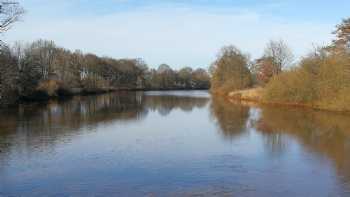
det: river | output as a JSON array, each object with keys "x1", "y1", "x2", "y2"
[{"x1": 0, "y1": 91, "x2": 349, "y2": 196}]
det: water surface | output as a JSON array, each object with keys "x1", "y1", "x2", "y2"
[{"x1": 0, "y1": 91, "x2": 350, "y2": 196}]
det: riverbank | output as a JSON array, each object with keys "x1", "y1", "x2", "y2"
[
  {"x1": 18, "y1": 87, "x2": 209, "y2": 103},
  {"x1": 1, "y1": 79, "x2": 210, "y2": 107},
  {"x1": 226, "y1": 87, "x2": 350, "y2": 113}
]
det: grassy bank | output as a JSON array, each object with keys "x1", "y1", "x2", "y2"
[
  {"x1": 227, "y1": 88, "x2": 312, "y2": 108},
  {"x1": 226, "y1": 87, "x2": 350, "y2": 113}
]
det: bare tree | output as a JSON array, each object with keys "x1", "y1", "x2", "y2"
[
  {"x1": 0, "y1": 1, "x2": 24, "y2": 34},
  {"x1": 0, "y1": 1, "x2": 23, "y2": 104},
  {"x1": 264, "y1": 40, "x2": 293, "y2": 74}
]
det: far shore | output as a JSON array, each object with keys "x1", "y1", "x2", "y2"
[{"x1": 14, "y1": 85, "x2": 209, "y2": 104}]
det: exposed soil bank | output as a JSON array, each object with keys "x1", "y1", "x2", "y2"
[{"x1": 225, "y1": 88, "x2": 350, "y2": 113}]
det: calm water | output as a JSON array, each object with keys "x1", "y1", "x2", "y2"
[{"x1": 0, "y1": 91, "x2": 350, "y2": 196}]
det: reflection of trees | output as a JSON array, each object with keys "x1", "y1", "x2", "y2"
[
  {"x1": 0, "y1": 92, "x2": 209, "y2": 163},
  {"x1": 256, "y1": 106, "x2": 350, "y2": 189},
  {"x1": 144, "y1": 95, "x2": 209, "y2": 116},
  {"x1": 210, "y1": 97, "x2": 250, "y2": 139},
  {"x1": 262, "y1": 132, "x2": 288, "y2": 157},
  {"x1": 0, "y1": 92, "x2": 147, "y2": 163}
]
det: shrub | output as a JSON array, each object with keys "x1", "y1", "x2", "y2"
[
  {"x1": 263, "y1": 50, "x2": 350, "y2": 111},
  {"x1": 263, "y1": 68, "x2": 316, "y2": 104}
]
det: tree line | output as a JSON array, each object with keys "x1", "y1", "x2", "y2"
[
  {"x1": 0, "y1": 39, "x2": 210, "y2": 104},
  {"x1": 210, "y1": 18, "x2": 350, "y2": 111},
  {"x1": 0, "y1": 1, "x2": 210, "y2": 105},
  {"x1": 210, "y1": 39, "x2": 293, "y2": 94}
]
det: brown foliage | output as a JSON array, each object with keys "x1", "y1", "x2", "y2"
[
  {"x1": 254, "y1": 57, "x2": 275, "y2": 85},
  {"x1": 263, "y1": 49, "x2": 350, "y2": 111},
  {"x1": 210, "y1": 45, "x2": 252, "y2": 94}
]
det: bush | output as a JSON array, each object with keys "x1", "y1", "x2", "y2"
[
  {"x1": 263, "y1": 50, "x2": 350, "y2": 111},
  {"x1": 263, "y1": 68, "x2": 316, "y2": 104}
]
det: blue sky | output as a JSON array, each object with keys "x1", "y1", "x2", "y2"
[{"x1": 4, "y1": 0, "x2": 350, "y2": 68}]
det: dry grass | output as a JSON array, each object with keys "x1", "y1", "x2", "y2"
[
  {"x1": 227, "y1": 86, "x2": 350, "y2": 113},
  {"x1": 228, "y1": 87, "x2": 263, "y2": 101}
]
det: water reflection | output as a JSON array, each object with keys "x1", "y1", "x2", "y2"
[
  {"x1": 210, "y1": 97, "x2": 250, "y2": 139},
  {"x1": 144, "y1": 94, "x2": 208, "y2": 116},
  {"x1": 1, "y1": 91, "x2": 350, "y2": 196},
  {"x1": 212, "y1": 98, "x2": 350, "y2": 193},
  {"x1": 256, "y1": 106, "x2": 350, "y2": 188},
  {"x1": 0, "y1": 91, "x2": 209, "y2": 164}
]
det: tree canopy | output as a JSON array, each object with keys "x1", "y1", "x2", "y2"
[{"x1": 210, "y1": 45, "x2": 252, "y2": 94}]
